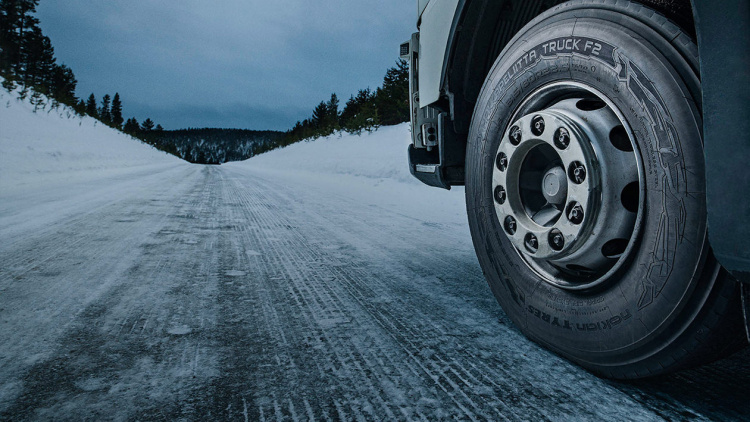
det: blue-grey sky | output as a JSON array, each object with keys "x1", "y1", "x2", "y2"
[{"x1": 37, "y1": 1, "x2": 415, "y2": 131}]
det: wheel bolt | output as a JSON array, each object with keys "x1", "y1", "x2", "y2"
[
  {"x1": 496, "y1": 152, "x2": 508, "y2": 172},
  {"x1": 566, "y1": 202, "x2": 584, "y2": 225},
  {"x1": 549, "y1": 229, "x2": 565, "y2": 251},
  {"x1": 504, "y1": 216, "x2": 517, "y2": 235},
  {"x1": 509, "y1": 125, "x2": 522, "y2": 145},
  {"x1": 554, "y1": 127, "x2": 570, "y2": 150},
  {"x1": 531, "y1": 115, "x2": 545, "y2": 136},
  {"x1": 494, "y1": 186, "x2": 507, "y2": 204},
  {"x1": 524, "y1": 233, "x2": 539, "y2": 253},
  {"x1": 568, "y1": 161, "x2": 587, "y2": 184}
]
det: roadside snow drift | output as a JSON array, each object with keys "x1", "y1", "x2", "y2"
[
  {"x1": 0, "y1": 86, "x2": 179, "y2": 196},
  {"x1": 228, "y1": 124, "x2": 467, "y2": 226},
  {"x1": 0, "y1": 84, "x2": 465, "y2": 242},
  {"x1": 245, "y1": 124, "x2": 415, "y2": 184}
]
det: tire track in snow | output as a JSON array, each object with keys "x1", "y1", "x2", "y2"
[
  {"x1": 211, "y1": 167, "x2": 661, "y2": 421},
  {"x1": 222, "y1": 165, "x2": 749, "y2": 421},
  {"x1": 0, "y1": 166, "x2": 221, "y2": 419},
  {"x1": 0, "y1": 166, "x2": 199, "y2": 373},
  {"x1": 1, "y1": 164, "x2": 748, "y2": 420},
  {"x1": 208, "y1": 172, "x2": 405, "y2": 420}
]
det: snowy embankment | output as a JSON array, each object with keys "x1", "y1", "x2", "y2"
[
  {"x1": 0, "y1": 80, "x2": 466, "y2": 237},
  {"x1": 227, "y1": 124, "x2": 468, "y2": 226},
  {"x1": 0, "y1": 86, "x2": 180, "y2": 196},
  {"x1": 247, "y1": 124, "x2": 416, "y2": 184},
  {"x1": 0, "y1": 85, "x2": 185, "y2": 242}
]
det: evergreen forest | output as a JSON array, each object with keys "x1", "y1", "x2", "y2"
[{"x1": 1, "y1": 0, "x2": 410, "y2": 164}]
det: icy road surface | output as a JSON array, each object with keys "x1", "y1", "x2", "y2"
[
  {"x1": 1, "y1": 90, "x2": 749, "y2": 419},
  {"x1": 1, "y1": 161, "x2": 749, "y2": 420}
]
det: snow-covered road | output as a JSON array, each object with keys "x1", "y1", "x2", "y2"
[
  {"x1": 1, "y1": 91, "x2": 749, "y2": 420},
  {"x1": 1, "y1": 161, "x2": 749, "y2": 420}
]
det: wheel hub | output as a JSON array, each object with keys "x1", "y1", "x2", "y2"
[
  {"x1": 492, "y1": 94, "x2": 640, "y2": 289},
  {"x1": 542, "y1": 166, "x2": 567, "y2": 205}
]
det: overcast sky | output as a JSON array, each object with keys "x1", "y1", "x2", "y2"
[{"x1": 37, "y1": 1, "x2": 415, "y2": 131}]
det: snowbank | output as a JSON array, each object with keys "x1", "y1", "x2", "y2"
[
  {"x1": 241, "y1": 124, "x2": 417, "y2": 185},
  {"x1": 0, "y1": 85, "x2": 179, "y2": 196},
  {"x1": 0, "y1": 80, "x2": 465, "y2": 228},
  {"x1": 228, "y1": 123, "x2": 468, "y2": 227}
]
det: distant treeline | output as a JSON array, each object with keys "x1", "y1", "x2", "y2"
[
  {"x1": 280, "y1": 59, "x2": 409, "y2": 146},
  {"x1": 153, "y1": 128, "x2": 284, "y2": 164},
  {"x1": 1, "y1": 0, "x2": 410, "y2": 165},
  {"x1": 150, "y1": 58, "x2": 409, "y2": 163}
]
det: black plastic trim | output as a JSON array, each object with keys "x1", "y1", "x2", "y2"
[{"x1": 693, "y1": 0, "x2": 750, "y2": 276}]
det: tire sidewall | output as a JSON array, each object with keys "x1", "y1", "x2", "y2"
[{"x1": 466, "y1": 9, "x2": 707, "y2": 367}]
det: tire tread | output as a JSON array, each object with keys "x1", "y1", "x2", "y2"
[{"x1": 465, "y1": 0, "x2": 747, "y2": 380}]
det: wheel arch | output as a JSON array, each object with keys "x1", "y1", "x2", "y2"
[{"x1": 440, "y1": 0, "x2": 696, "y2": 139}]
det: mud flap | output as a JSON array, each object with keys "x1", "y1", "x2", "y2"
[{"x1": 408, "y1": 145, "x2": 450, "y2": 189}]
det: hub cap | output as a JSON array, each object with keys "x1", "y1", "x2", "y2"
[{"x1": 492, "y1": 85, "x2": 641, "y2": 290}]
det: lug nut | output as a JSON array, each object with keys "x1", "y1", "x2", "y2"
[
  {"x1": 504, "y1": 216, "x2": 517, "y2": 235},
  {"x1": 549, "y1": 229, "x2": 565, "y2": 251},
  {"x1": 554, "y1": 127, "x2": 570, "y2": 150},
  {"x1": 568, "y1": 161, "x2": 587, "y2": 184},
  {"x1": 496, "y1": 152, "x2": 508, "y2": 172},
  {"x1": 494, "y1": 186, "x2": 507, "y2": 205},
  {"x1": 524, "y1": 233, "x2": 539, "y2": 253},
  {"x1": 566, "y1": 202, "x2": 584, "y2": 225},
  {"x1": 509, "y1": 125, "x2": 522, "y2": 145},
  {"x1": 531, "y1": 115, "x2": 545, "y2": 136}
]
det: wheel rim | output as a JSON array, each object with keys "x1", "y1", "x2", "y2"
[{"x1": 492, "y1": 82, "x2": 644, "y2": 290}]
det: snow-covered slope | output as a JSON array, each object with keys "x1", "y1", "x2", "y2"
[
  {"x1": 0, "y1": 81, "x2": 464, "y2": 238},
  {"x1": 244, "y1": 124, "x2": 416, "y2": 184},
  {"x1": 227, "y1": 123, "x2": 467, "y2": 226},
  {"x1": 0, "y1": 86, "x2": 180, "y2": 195}
]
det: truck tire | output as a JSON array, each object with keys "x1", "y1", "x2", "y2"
[{"x1": 465, "y1": 0, "x2": 746, "y2": 379}]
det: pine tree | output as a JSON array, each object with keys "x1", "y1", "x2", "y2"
[
  {"x1": 99, "y1": 94, "x2": 111, "y2": 124},
  {"x1": 325, "y1": 93, "x2": 340, "y2": 131},
  {"x1": 49, "y1": 63, "x2": 76, "y2": 105},
  {"x1": 308, "y1": 93, "x2": 341, "y2": 136},
  {"x1": 75, "y1": 98, "x2": 85, "y2": 115},
  {"x1": 14, "y1": 1, "x2": 42, "y2": 85},
  {"x1": 0, "y1": 1, "x2": 19, "y2": 74},
  {"x1": 1, "y1": 2, "x2": 35, "y2": 74},
  {"x1": 0, "y1": 0, "x2": 86, "y2": 111},
  {"x1": 311, "y1": 101, "x2": 328, "y2": 129},
  {"x1": 111, "y1": 92, "x2": 123, "y2": 128},
  {"x1": 340, "y1": 88, "x2": 378, "y2": 133},
  {"x1": 123, "y1": 117, "x2": 140, "y2": 134},
  {"x1": 375, "y1": 59, "x2": 409, "y2": 126},
  {"x1": 20, "y1": 26, "x2": 52, "y2": 88},
  {"x1": 85, "y1": 93, "x2": 98, "y2": 117},
  {"x1": 141, "y1": 118, "x2": 155, "y2": 132}
]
